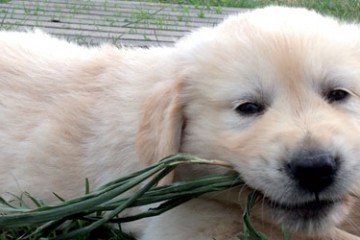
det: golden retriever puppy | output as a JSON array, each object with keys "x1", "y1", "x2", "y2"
[{"x1": 1, "y1": 6, "x2": 360, "y2": 240}]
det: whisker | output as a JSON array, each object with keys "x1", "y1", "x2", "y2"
[
  {"x1": 349, "y1": 192, "x2": 360, "y2": 199},
  {"x1": 237, "y1": 184, "x2": 248, "y2": 202},
  {"x1": 261, "y1": 194, "x2": 266, "y2": 222}
]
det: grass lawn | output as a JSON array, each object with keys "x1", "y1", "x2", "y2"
[{"x1": 154, "y1": 0, "x2": 360, "y2": 21}]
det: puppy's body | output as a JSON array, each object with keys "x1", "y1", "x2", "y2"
[
  {"x1": 1, "y1": 6, "x2": 360, "y2": 240},
  {"x1": 0, "y1": 32, "x2": 175, "y2": 201}
]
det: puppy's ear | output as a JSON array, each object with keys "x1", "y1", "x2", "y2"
[{"x1": 136, "y1": 80, "x2": 183, "y2": 178}]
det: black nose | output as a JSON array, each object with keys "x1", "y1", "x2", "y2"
[{"x1": 286, "y1": 150, "x2": 339, "y2": 193}]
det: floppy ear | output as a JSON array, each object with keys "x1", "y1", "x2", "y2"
[{"x1": 136, "y1": 80, "x2": 184, "y2": 176}]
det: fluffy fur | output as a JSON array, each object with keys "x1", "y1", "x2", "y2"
[{"x1": 1, "y1": 6, "x2": 360, "y2": 240}]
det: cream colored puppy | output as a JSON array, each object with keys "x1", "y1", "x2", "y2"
[{"x1": 1, "y1": 6, "x2": 360, "y2": 240}]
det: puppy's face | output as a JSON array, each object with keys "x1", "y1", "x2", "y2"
[{"x1": 178, "y1": 7, "x2": 360, "y2": 234}]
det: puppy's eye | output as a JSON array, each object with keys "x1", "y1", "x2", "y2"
[
  {"x1": 235, "y1": 102, "x2": 265, "y2": 116},
  {"x1": 326, "y1": 89, "x2": 349, "y2": 103}
]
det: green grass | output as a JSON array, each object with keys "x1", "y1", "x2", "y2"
[
  {"x1": 0, "y1": 154, "x2": 278, "y2": 240},
  {"x1": 154, "y1": 0, "x2": 360, "y2": 21}
]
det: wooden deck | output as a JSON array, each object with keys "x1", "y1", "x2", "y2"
[{"x1": 0, "y1": 0, "x2": 244, "y2": 47}]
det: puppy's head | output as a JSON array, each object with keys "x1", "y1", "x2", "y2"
[{"x1": 137, "y1": 6, "x2": 360, "y2": 235}]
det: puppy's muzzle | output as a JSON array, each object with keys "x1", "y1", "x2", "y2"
[{"x1": 286, "y1": 149, "x2": 339, "y2": 194}]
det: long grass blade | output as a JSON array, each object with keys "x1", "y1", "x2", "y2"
[{"x1": 0, "y1": 154, "x2": 269, "y2": 240}]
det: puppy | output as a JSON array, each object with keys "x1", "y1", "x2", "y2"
[{"x1": 1, "y1": 6, "x2": 360, "y2": 240}]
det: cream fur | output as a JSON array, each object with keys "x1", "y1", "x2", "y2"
[{"x1": 1, "y1": 6, "x2": 360, "y2": 240}]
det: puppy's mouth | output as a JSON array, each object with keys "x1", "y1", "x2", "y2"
[
  {"x1": 266, "y1": 197, "x2": 339, "y2": 218},
  {"x1": 253, "y1": 191, "x2": 349, "y2": 233}
]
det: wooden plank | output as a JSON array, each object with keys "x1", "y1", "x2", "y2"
[
  {"x1": 0, "y1": 0, "x2": 243, "y2": 46},
  {"x1": 7, "y1": 0, "x2": 238, "y2": 20},
  {"x1": 1, "y1": 1, "x2": 237, "y2": 26},
  {"x1": 61, "y1": 34, "x2": 172, "y2": 47},
  {"x1": 11, "y1": 0, "x2": 241, "y2": 15},
  {"x1": 1, "y1": 18, "x2": 185, "y2": 45},
  {"x1": 1, "y1": 18, "x2": 190, "y2": 37},
  {"x1": 0, "y1": 8, "x2": 229, "y2": 29}
]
